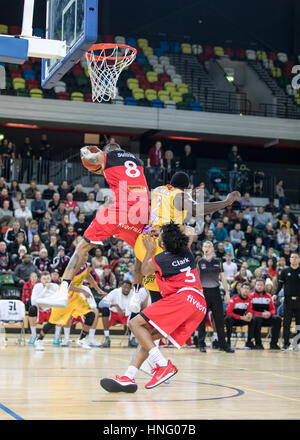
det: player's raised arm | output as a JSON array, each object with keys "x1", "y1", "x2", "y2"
[
  {"x1": 80, "y1": 146, "x2": 105, "y2": 175},
  {"x1": 141, "y1": 234, "x2": 157, "y2": 276}
]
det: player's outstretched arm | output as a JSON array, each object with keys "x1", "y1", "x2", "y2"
[
  {"x1": 174, "y1": 190, "x2": 240, "y2": 217},
  {"x1": 204, "y1": 191, "x2": 241, "y2": 214},
  {"x1": 80, "y1": 146, "x2": 105, "y2": 175}
]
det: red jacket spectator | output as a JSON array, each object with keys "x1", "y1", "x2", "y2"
[
  {"x1": 226, "y1": 294, "x2": 251, "y2": 320},
  {"x1": 22, "y1": 274, "x2": 40, "y2": 310},
  {"x1": 247, "y1": 291, "x2": 276, "y2": 317},
  {"x1": 147, "y1": 142, "x2": 164, "y2": 167}
]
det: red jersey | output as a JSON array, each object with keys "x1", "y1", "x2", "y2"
[
  {"x1": 226, "y1": 294, "x2": 251, "y2": 320},
  {"x1": 152, "y1": 248, "x2": 202, "y2": 298},
  {"x1": 248, "y1": 291, "x2": 276, "y2": 316},
  {"x1": 102, "y1": 149, "x2": 149, "y2": 209}
]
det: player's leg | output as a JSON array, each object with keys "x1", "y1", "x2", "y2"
[
  {"x1": 34, "y1": 321, "x2": 56, "y2": 351},
  {"x1": 97, "y1": 298, "x2": 111, "y2": 347},
  {"x1": 88, "y1": 308, "x2": 101, "y2": 347},
  {"x1": 28, "y1": 305, "x2": 38, "y2": 345},
  {"x1": 61, "y1": 317, "x2": 72, "y2": 347},
  {"x1": 52, "y1": 325, "x2": 61, "y2": 346},
  {"x1": 77, "y1": 310, "x2": 95, "y2": 350}
]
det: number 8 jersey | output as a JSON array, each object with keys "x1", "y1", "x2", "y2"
[
  {"x1": 102, "y1": 149, "x2": 149, "y2": 208},
  {"x1": 152, "y1": 248, "x2": 202, "y2": 297}
]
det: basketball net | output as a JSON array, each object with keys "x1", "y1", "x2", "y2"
[{"x1": 84, "y1": 44, "x2": 137, "y2": 103}]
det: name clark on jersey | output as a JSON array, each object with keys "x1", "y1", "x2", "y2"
[{"x1": 172, "y1": 257, "x2": 190, "y2": 267}]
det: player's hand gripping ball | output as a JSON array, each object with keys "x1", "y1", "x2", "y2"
[{"x1": 80, "y1": 146, "x2": 103, "y2": 174}]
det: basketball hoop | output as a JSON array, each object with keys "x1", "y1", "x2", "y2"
[{"x1": 84, "y1": 43, "x2": 137, "y2": 103}]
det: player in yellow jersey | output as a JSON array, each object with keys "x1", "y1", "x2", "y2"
[{"x1": 49, "y1": 254, "x2": 105, "y2": 349}]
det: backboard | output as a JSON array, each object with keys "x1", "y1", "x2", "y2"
[{"x1": 41, "y1": 0, "x2": 98, "y2": 89}]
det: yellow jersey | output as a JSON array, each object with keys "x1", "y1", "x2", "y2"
[
  {"x1": 148, "y1": 184, "x2": 187, "y2": 228},
  {"x1": 69, "y1": 264, "x2": 89, "y2": 290}
]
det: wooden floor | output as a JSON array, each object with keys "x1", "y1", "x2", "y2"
[{"x1": 0, "y1": 335, "x2": 300, "y2": 420}]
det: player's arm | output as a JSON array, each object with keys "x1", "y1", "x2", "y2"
[
  {"x1": 69, "y1": 283, "x2": 91, "y2": 297},
  {"x1": 86, "y1": 267, "x2": 107, "y2": 296},
  {"x1": 141, "y1": 235, "x2": 157, "y2": 276}
]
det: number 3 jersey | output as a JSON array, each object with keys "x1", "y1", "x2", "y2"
[
  {"x1": 152, "y1": 248, "x2": 202, "y2": 297},
  {"x1": 102, "y1": 149, "x2": 149, "y2": 210}
]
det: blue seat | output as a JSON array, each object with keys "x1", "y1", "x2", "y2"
[
  {"x1": 160, "y1": 41, "x2": 169, "y2": 51},
  {"x1": 151, "y1": 99, "x2": 163, "y2": 108},
  {"x1": 136, "y1": 54, "x2": 147, "y2": 64},
  {"x1": 154, "y1": 47, "x2": 165, "y2": 57},
  {"x1": 33, "y1": 28, "x2": 45, "y2": 37},
  {"x1": 190, "y1": 102, "x2": 202, "y2": 111},
  {"x1": 125, "y1": 96, "x2": 137, "y2": 106},
  {"x1": 23, "y1": 69, "x2": 36, "y2": 80},
  {"x1": 170, "y1": 42, "x2": 181, "y2": 53},
  {"x1": 126, "y1": 37, "x2": 137, "y2": 47}
]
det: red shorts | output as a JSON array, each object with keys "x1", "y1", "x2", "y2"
[
  {"x1": 84, "y1": 203, "x2": 148, "y2": 248},
  {"x1": 109, "y1": 311, "x2": 129, "y2": 327},
  {"x1": 38, "y1": 308, "x2": 51, "y2": 324},
  {"x1": 141, "y1": 287, "x2": 207, "y2": 349}
]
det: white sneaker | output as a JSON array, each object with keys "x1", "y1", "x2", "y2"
[
  {"x1": 61, "y1": 339, "x2": 70, "y2": 347},
  {"x1": 77, "y1": 337, "x2": 91, "y2": 350},
  {"x1": 35, "y1": 281, "x2": 69, "y2": 309},
  {"x1": 34, "y1": 339, "x2": 45, "y2": 351},
  {"x1": 88, "y1": 339, "x2": 101, "y2": 347}
]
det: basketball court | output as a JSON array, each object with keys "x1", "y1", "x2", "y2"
[{"x1": 0, "y1": 337, "x2": 300, "y2": 420}]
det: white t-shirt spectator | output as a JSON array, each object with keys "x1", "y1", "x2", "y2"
[
  {"x1": 14, "y1": 206, "x2": 32, "y2": 222},
  {"x1": 31, "y1": 282, "x2": 59, "y2": 312},
  {"x1": 105, "y1": 287, "x2": 134, "y2": 316},
  {"x1": 223, "y1": 261, "x2": 238, "y2": 279}
]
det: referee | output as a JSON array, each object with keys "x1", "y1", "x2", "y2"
[
  {"x1": 197, "y1": 241, "x2": 234, "y2": 353},
  {"x1": 273, "y1": 252, "x2": 300, "y2": 350}
]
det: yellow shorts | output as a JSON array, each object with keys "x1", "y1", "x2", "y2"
[
  {"x1": 49, "y1": 291, "x2": 92, "y2": 327},
  {"x1": 134, "y1": 233, "x2": 163, "y2": 292}
]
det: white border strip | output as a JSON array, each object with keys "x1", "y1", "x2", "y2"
[{"x1": 148, "y1": 319, "x2": 181, "y2": 350}]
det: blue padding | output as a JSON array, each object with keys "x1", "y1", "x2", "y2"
[
  {"x1": 0, "y1": 36, "x2": 28, "y2": 64},
  {"x1": 170, "y1": 42, "x2": 181, "y2": 53},
  {"x1": 160, "y1": 41, "x2": 169, "y2": 51},
  {"x1": 33, "y1": 28, "x2": 45, "y2": 38},
  {"x1": 190, "y1": 102, "x2": 202, "y2": 111},
  {"x1": 154, "y1": 48, "x2": 165, "y2": 57},
  {"x1": 126, "y1": 37, "x2": 137, "y2": 47},
  {"x1": 23, "y1": 69, "x2": 36, "y2": 80},
  {"x1": 151, "y1": 99, "x2": 163, "y2": 108},
  {"x1": 125, "y1": 97, "x2": 137, "y2": 105}
]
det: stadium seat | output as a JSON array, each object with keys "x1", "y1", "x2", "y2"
[
  {"x1": 246, "y1": 50, "x2": 256, "y2": 60},
  {"x1": 190, "y1": 102, "x2": 202, "y2": 111},
  {"x1": 0, "y1": 24, "x2": 8, "y2": 34},
  {"x1": 84, "y1": 93, "x2": 93, "y2": 102},
  {"x1": 164, "y1": 81, "x2": 176, "y2": 93},
  {"x1": 158, "y1": 73, "x2": 171, "y2": 84},
  {"x1": 147, "y1": 55, "x2": 159, "y2": 65},
  {"x1": 159, "y1": 56, "x2": 170, "y2": 67},
  {"x1": 170, "y1": 91, "x2": 183, "y2": 103},
  {"x1": 160, "y1": 41, "x2": 169, "y2": 52},
  {"x1": 154, "y1": 48, "x2": 165, "y2": 57},
  {"x1": 26, "y1": 79, "x2": 39, "y2": 90},
  {"x1": 30, "y1": 88, "x2": 43, "y2": 98},
  {"x1": 204, "y1": 45, "x2": 214, "y2": 57},
  {"x1": 181, "y1": 43, "x2": 192, "y2": 54},
  {"x1": 33, "y1": 27, "x2": 44, "y2": 37},
  {"x1": 277, "y1": 52, "x2": 288, "y2": 63},
  {"x1": 214, "y1": 46, "x2": 225, "y2": 57},
  {"x1": 224, "y1": 47, "x2": 234, "y2": 58},
  {"x1": 75, "y1": 74, "x2": 89, "y2": 87},
  {"x1": 126, "y1": 37, "x2": 137, "y2": 47},
  {"x1": 12, "y1": 77, "x2": 25, "y2": 90},
  {"x1": 127, "y1": 78, "x2": 139, "y2": 90},
  {"x1": 16, "y1": 88, "x2": 29, "y2": 97},
  {"x1": 263, "y1": 59, "x2": 274, "y2": 69},
  {"x1": 145, "y1": 89, "x2": 157, "y2": 101},
  {"x1": 21, "y1": 60, "x2": 33, "y2": 71},
  {"x1": 269, "y1": 52, "x2": 277, "y2": 61},
  {"x1": 112, "y1": 96, "x2": 124, "y2": 105},
  {"x1": 192, "y1": 44, "x2": 203, "y2": 55},
  {"x1": 23, "y1": 69, "x2": 36, "y2": 80},
  {"x1": 177, "y1": 83, "x2": 189, "y2": 94},
  {"x1": 146, "y1": 71, "x2": 158, "y2": 83},
  {"x1": 136, "y1": 54, "x2": 147, "y2": 64},
  {"x1": 165, "y1": 65, "x2": 176, "y2": 76},
  {"x1": 152, "y1": 81, "x2": 163, "y2": 92},
  {"x1": 124, "y1": 96, "x2": 137, "y2": 105},
  {"x1": 71, "y1": 91, "x2": 84, "y2": 102},
  {"x1": 257, "y1": 50, "x2": 267, "y2": 60},
  {"x1": 164, "y1": 99, "x2": 176, "y2": 109},
  {"x1": 151, "y1": 99, "x2": 164, "y2": 108},
  {"x1": 103, "y1": 34, "x2": 114, "y2": 43},
  {"x1": 138, "y1": 38, "x2": 149, "y2": 48},
  {"x1": 54, "y1": 81, "x2": 67, "y2": 93},
  {"x1": 57, "y1": 91, "x2": 70, "y2": 100},
  {"x1": 152, "y1": 64, "x2": 164, "y2": 74},
  {"x1": 169, "y1": 42, "x2": 181, "y2": 53},
  {"x1": 132, "y1": 88, "x2": 145, "y2": 100},
  {"x1": 143, "y1": 47, "x2": 154, "y2": 56},
  {"x1": 158, "y1": 90, "x2": 170, "y2": 102},
  {"x1": 115, "y1": 35, "x2": 126, "y2": 45}
]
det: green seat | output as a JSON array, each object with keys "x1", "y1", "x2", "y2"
[
  {"x1": 246, "y1": 258, "x2": 260, "y2": 274},
  {"x1": 75, "y1": 74, "x2": 89, "y2": 87},
  {"x1": 0, "y1": 274, "x2": 15, "y2": 285},
  {"x1": 16, "y1": 88, "x2": 29, "y2": 97}
]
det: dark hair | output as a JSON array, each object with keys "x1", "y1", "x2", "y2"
[
  {"x1": 255, "y1": 278, "x2": 265, "y2": 284},
  {"x1": 161, "y1": 222, "x2": 189, "y2": 254},
  {"x1": 170, "y1": 172, "x2": 190, "y2": 190},
  {"x1": 122, "y1": 280, "x2": 132, "y2": 286},
  {"x1": 241, "y1": 282, "x2": 251, "y2": 288}
]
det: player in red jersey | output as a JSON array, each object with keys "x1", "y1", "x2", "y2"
[
  {"x1": 100, "y1": 222, "x2": 207, "y2": 393},
  {"x1": 41, "y1": 143, "x2": 150, "y2": 309}
]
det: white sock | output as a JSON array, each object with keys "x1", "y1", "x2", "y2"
[
  {"x1": 148, "y1": 347, "x2": 168, "y2": 367},
  {"x1": 31, "y1": 326, "x2": 36, "y2": 337},
  {"x1": 129, "y1": 333, "x2": 135, "y2": 340},
  {"x1": 124, "y1": 365, "x2": 138, "y2": 380},
  {"x1": 194, "y1": 330, "x2": 199, "y2": 337},
  {"x1": 89, "y1": 329, "x2": 96, "y2": 340},
  {"x1": 64, "y1": 327, "x2": 70, "y2": 340},
  {"x1": 104, "y1": 331, "x2": 110, "y2": 337},
  {"x1": 154, "y1": 339, "x2": 160, "y2": 347},
  {"x1": 213, "y1": 332, "x2": 218, "y2": 341},
  {"x1": 55, "y1": 326, "x2": 61, "y2": 338}
]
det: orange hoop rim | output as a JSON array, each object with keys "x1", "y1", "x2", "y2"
[{"x1": 84, "y1": 43, "x2": 137, "y2": 62}]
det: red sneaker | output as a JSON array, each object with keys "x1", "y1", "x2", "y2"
[
  {"x1": 145, "y1": 360, "x2": 178, "y2": 389},
  {"x1": 100, "y1": 376, "x2": 137, "y2": 393}
]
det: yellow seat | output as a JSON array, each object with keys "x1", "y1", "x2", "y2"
[
  {"x1": 132, "y1": 88, "x2": 145, "y2": 100},
  {"x1": 146, "y1": 71, "x2": 158, "y2": 83},
  {"x1": 84, "y1": 66, "x2": 90, "y2": 77},
  {"x1": 164, "y1": 81, "x2": 176, "y2": 92},
  {"x1": 158, "y1": 90, "x2": 170, "y2": 102},
  {"x1": 143, "y1": 46, "x2": 154, "y2": 56},
  {"x1": 12, "y1": 78, "x2": 25, "y2": 90},
  {"x1": 257, "y1": 50, "x2": 267, "y2": 60},
  {"x1": 214, "y1": 46, "x2": 224, "y2": 56},
  {"x1": 127, "y1": 78, "x2": 139, "y2": 90},
  {"x1": 177, "y1": 82, "x2": 189, "y2": 94},
  {"x1": 138, "y1": 38, "x2": 149, "y2": 48},
  {"x1": 30, "y1": 88, "x2": 43, "y2": 98},
  {"x1": 181, "y1": 43, "x2": 192, "y2": 54},
  {"x1": 71, "y1": 92, "x2": 84, "y2": 102},
  {"x1": 0, "y1": 24, "x2": 8, "y2": 34},
  {"x1": 145, "y1": 89, "x2": 157, "y2": 101},
  {"x1": 170, "y1": 91, "x2": 183, "y2": 103}
]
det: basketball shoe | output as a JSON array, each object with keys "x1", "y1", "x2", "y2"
[
  {"x1": 145, "y1": 360, "x2": 178, "y2": 389},
  {"x1": 77, "y1": 337, "x2": 91, "y2": 350},
  {"x1": 35, "y1": 280, "x2": 69, "y2": 309},
  {"x1": 140, "y1": 359, "x2": 171, "y2": 384},
  {"x1": 34, "y1": 339, "x2": 45, "y2": 351},
  {"x1": 100, "y1": 376, "x2": 138, "y2": 393}
]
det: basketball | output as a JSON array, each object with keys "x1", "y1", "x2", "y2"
[{"x1": 80, "y1": 146, "x2": 103, "y2": 174}]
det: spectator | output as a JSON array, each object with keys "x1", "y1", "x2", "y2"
[
  {"x1": 234, "y1": 211, "x2": 249, "y2": 231},
  {"x1": 222, "y1": 205, "x2": 237, "y2": 223},
  {"x1": 25, "y1": 180, "x2": 39, "y2": 199},
  {"x1": 265, "y1": 198, "x2": 279, "y2": 214},
  {"x1": 74, "y1": 213, "x2": 88, "y2": 236},
  {"x1": 65, "y1": 192, "x2": 78, "y2": 213},
  {"x1": 31, "y1": 191, "x2": 46, "y2": 221},
  {"x1": 82, "y1": 192, "x2": 99, "y2": 217},
  {"x1": 52, "y1": 245, "x2": 70, "y2": 276},
  {"x1": 253, "y1": 206, "x2": 270, "y2": 230},
  {"x1": 251, "y1": 236, "x2": 266, "y2": 262},
  {"x1": 253, "y1": 170, "x2": 265, "y2": 196},
  {"x1": 52, "y1": 201, "x2": 67, "y2": 224},
  {"x1": 99, "y1": 265, "x2": 117, "y2": 293},
  {"x1": 244, "y1": 224, "x2": 256, "y2": 246},
  {"x1": 57, "y1": 214, "x2": 70, "y2": 239},
  {"x1": 12, "y1": 190, "x2": 23, "y2": 210},
  {"x1": 9, "y1": 180, "x2": 22, "y2": 199},
  {"x1": 69, "y1": 204, "x2": 81, "y2": 224},
  {"x1": 163, "y1": 150, "x2": 176, "y2": 183},
  {"x1": 48, "y1": 192, "x2": 60, "y2": 212},
  {"x1": 225, "y1": 282, "x2": 254, "y2": 348},
  {"x1": 0, "y1": 199, "x2": 14, "y2": 226},
  {"x1": 236, "y1": 238, "x2": 251, "y2": 261},
  {"x1": 262, "y1": 222, "x2": 277, "y2": 249},
  {"x1": 13, "y1": 254, "x2": 40, "y2": 288},
  {"x1": 230, "y1": 223, "x2": 245, "y2": 247},
  {"x1": 22, "y1": 272, "x2": 39, "y2": 311},
  {"x1": 57, "y1": 180, "x2": 73, "y2": 201},
  {"x1": 242, "y1": 207, "x2": 253, "y2": 226},
  {"x1": 247, "y1": 278, "x2": 281, "y2": 349},
  {"x1": 0, "y1": 241, "x2": 12, "y2": 274},
  {"x1": 14, "y1": 199, "x2": 32, "y2": 226},
  {"x1": 0, "y1": 187, "x2": 13, "y2": 210},
  {"x1": 279, "y1": 214, "x2": 292, "y2": 233},
  {"x1": 223, "y1": 238, "x2": 235, "y2": 259},
  {"x1": 275, "y1": 179, "x2": 287, "y2": 209},
  {"x1": 277, "y1": 226, "x2": 291, "y2": 250},
  {"x1": 73, "y1": 184, "x2": 88, "y2": 202},
  {"x1": 290, "y1": 236, "x2": 299, "y2": 253},
  {"x1": 46, "y1": 234, "x2": 59, "y2": 261},
  {"x1": 27, "y1": 219, "x2": 39, "y2": 245},
  {"x1": 223, "y1": 253, "x2": 238, "y2": 282},
  {"x1": 34, "y1": 248, "x2": 51, "y2": 272},
  {"x1": 4, "y1": 221, "x2": 26, "y2": 248},
  {"x1": 91, "y1": 182, "x2": 104, "y2": 203},
  {"x1": 281, "y1": 244, "x2": 291, "y2": 265},
  {"x1": 234, "y1": 263, "x2": 252, "y2": 283},
  {"x1": 264, "y1": 247, "x2": 279, "y2": 264},
  {"x1": 38, "y1": 211, "x2": 55, "y2": 243},
  {"x1": 267, "y1": 258, "x2": 278, "y2": 284},
  {"x1": 240, "y1": 192, "x2": 255, "y2": 211},
  {"x1": 42, "y1": 182, "x2": 56, "y2": 200},
  {"x1": 63, "y1": 224, "x2": 77, "y2": 249},
  {"x1": 29, "y1": 234, "x2": 46, "y2": 258},
  {"x1": 51, "y1": 269, "x2": 61, "y2": 284},
  {"x1": 215, "y1": 242, "x2": 226, "y2": 261},
  {"x1": 227, "y1": 145, "x2": 242, "y2": 191},
  {"x1": 213, "y1": 221, "x2": 229, "y2": 242},
  {"x1": 38, "y1": 134, "x2": 53, "y2": 182},
  {"x1": 91, "y1": 247, "x2": 109, "y2": 270},
  {"x1": 181, "y1": 144, "x2": 196, "y2": 182},
  {"x1": 147, "y1": 140, "x2": 164, "y2": 189},
  {"x1": 18, "y1": 137, "x2": 35, "y2": 182},
  {"x1": 0, "y1": 176, "x2": 8, "y2": 191},
  {"x1": 270, "y1": 211, "x2": 280, "y2": 229},
  {"x1": 10, "y1": 231, "x2": 28, "y2": 260},
  {"x1": 280, "y1": 205, "x2": 297, "y2": 225}
]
